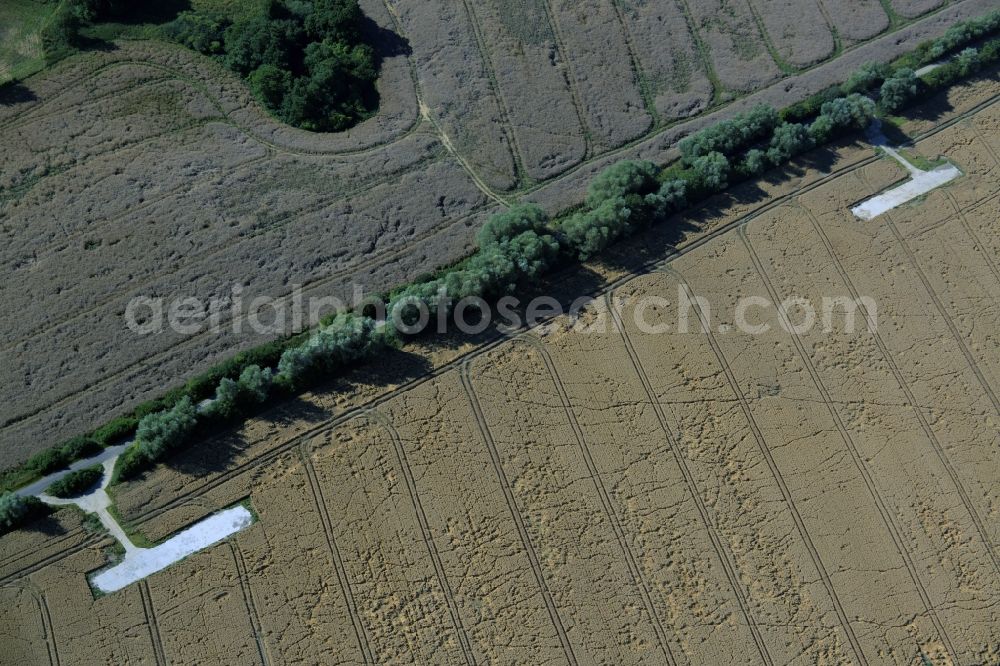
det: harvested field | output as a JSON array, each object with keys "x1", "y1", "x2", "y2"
[
  {"x1": 2, "y1": 89, "x2": 999, "y2": 663},
  {"x1": 0, "y1": 0, "x2": 994, "y2": 470},
  {"x1": 892, "y1": 0, "x2": 947, "y2": 20}
]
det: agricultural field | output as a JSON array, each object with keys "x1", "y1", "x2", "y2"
[
  {"x1": 0, "y1": 0, "x2": 994, "y2": 469},
  {"x1": 1, "y1": 71, "x2": 998, "y2": 663}
]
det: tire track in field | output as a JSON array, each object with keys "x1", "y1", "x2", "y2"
[
  {"x1": 1, "y1": 153, "x2": 470, "y2": 429},
  {"x1": 0, "y1": 535, "x2": 100, "y2": 587},
  {"x1": 380, "y1": 0, "x2": 525, "y2": 189},
  {"x1": 0, "y1": 527, "x2": 85, "y2": 571},
  {"x1": 605, "y1": 292, "x2": 774, "y2": 666},
  {"x1": 884, "y1": 214, "x2": 1000, "y2": 415},
  {"x1": 800, "y1": 200, "x2": 1000, "y2": 579},
  {"x1": 519, "y1": 336, "x2": 679, "y2": 666},
  {"x1": 299, "y1": 448, "x2": 375, "y2": 665},
  {"x1": 139, "y1": 580, "x2": 168, "y2": 666},
  {"x1": 457, "y1": 361, "x2": 579, "y2": 666},
  {"x1": 739, "y1": 227, "x2": 961, "y2": 665},
  {"x1": 229, "y1": 541, "x2": 270, "y2": 666},
  {"x1": 37, "y1": 590, "x2": 61, "y2": 666},
  {"x1": 664, "y1": 267, "x2": 870, "y2": 666},
  {"x1": 365, "y1": 411, "x2": 478, "y2": 666}
]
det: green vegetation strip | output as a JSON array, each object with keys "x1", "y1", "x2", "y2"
[{"x1": 2, "y1": 10, "x2": 999, "y2": 518}]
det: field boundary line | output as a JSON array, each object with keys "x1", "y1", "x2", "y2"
[
  {"x1": 666, "y1": 267, "x2": 870, "y2": 666},
  {"x1": 605, "y1": 292, "x2": 774, "y2": 666},
  {"x1": 520, "y1": 336, "x2": 679, "y2": 666},
  {"x1": 457, "y1": 361, "x2": 580, "y2": 666},
  {"x1": 885, "y1": 215, "x2": 1000, "y2": 415},
  {"x1": 739, "y1": 226, "x2": 961, "y2": 664},
  {"x1": 123, "y1": 96, "x2": 997, "y2": 529},
  {"x1": 801, "y1": 200, "x2": 1000, "y2": 578},
  {"x1": 298, "y1": 448, "x2": 375, "y2": 665},
  {"x1": 229, "y1": 541, "x2": 271, "y2": 666},
  {"x1": 139, "y1": 580, "x2": 168, "y2": 666},
  {"x1": 365, "y1": 411, "x2": 478, "y2": 666}
]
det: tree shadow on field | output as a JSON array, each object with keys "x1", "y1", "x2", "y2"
[
  {"x1": 0, "y1": 81, "x2": 37, "y2": 107},
  {"x1": 359, "y1": 15, "x2": 412, "y2": 65},
  {"x1": 163, "y1": 347, "x2": 434, "y2": 477}
]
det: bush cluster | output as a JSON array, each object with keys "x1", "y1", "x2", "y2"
[
  {"x1": 46, "y1": 466, "x2": 103, "y2": 498},
  {"x1": 878, "y1": 68, "x2": 919, "y2": 113}
]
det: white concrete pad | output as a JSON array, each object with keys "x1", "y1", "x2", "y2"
[
  {"x1": 90, "y1": 506, "x2": 254, "y2": 594},
  {"x1": 852, "y1": 164, "x2": 962, "y2": 220}
]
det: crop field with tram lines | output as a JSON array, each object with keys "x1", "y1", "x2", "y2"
[
  {"x1": 0, "y1": 0, "x2": 996, "y2": 470},
  {"x1": 1, "y1": 60, "x2": 998, "y2": 663}
]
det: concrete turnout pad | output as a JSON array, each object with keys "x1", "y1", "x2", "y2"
[{"x1": 90, "y1": 506, "x2": 254, "y2": 594}]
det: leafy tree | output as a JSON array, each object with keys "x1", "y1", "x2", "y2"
[
  {"x1": 249, "y1": 64, "x2": 292, "y2": 109},
  {"x1": 879, "y1": 68, "x2": 918, "y2": 113},
  {"x1": 223, "y1": 16, "x2": 302, "y2": 75},
  {"x1": 276, "y1": 313, "x2": 387, "y2": 387},
  {"x1": 739, "y1": 148, "x2": 769, "y2": 177},
  {"x1": 304, "y1": 0, "x2": 363, "y2": 41},
  {"x1": 202, "y1": 378, "x2": 240, "y2": 420},
  {"x1": 817, "y1": 94, "x2": 875, "y2": 135},
  {"x1": 679, "y1": 104, "x2": 779, "y2": 163},
  {"x1": 121, "y1": 396, "x2": 199, "y2": 476},
  {"x1": 766, "y1": 122, "x2": 813, "y2": 165},
  {"x1": 955, "y1": 47, "x2": 982, "y2": 77},
  {"x1": 164, "y1": 11, "x2": 230, "y2": 55},
  {"x1": 691, "y1": 151, "x2": 730, "y2": 193}
]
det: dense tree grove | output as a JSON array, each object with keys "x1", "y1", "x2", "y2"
[
  {"x1": 117, "y1": 397, "x2": 199, "y2": 479},
  {"x1": 41, "y1": 0, "x2": 379, "y2": 132}
]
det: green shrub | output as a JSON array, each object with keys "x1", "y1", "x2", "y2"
[
  {"x1": 879, "y1": 68, "x2": 919, "y2": 113},
  {"x1": 237, "y1": 365, "x2": 273, "y2": 403},
  {"x1": 46, "y1": 466, "x2": 103, "y2": 498},
  {"x1": 202, "y1": 378, "x2": 240, "y2": 420},
  {"x1": 738, "y1": 148, "x2": 769, "y2": 178},
  {"x1": 0, "y1": 493, "x2": 47, "y2": 535},
  {"x1": 476, "y1": 203, "x2": 551, "y2": 247}
]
